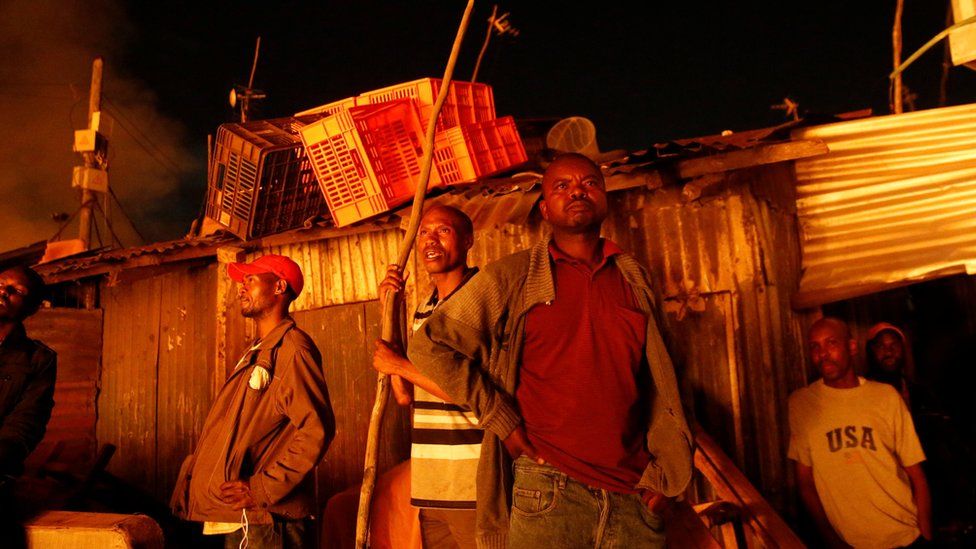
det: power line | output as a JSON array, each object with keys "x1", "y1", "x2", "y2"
[
  {"x1": 108, "y1": 186, "x2": 147, "y2": 244},
  {"x1": 101, "y1": 97, "x2": 185, "y2": 177}
]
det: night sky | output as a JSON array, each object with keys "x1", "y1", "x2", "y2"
[{"x1": 3, "y1": 1, "x2": 976, "y2": 250}]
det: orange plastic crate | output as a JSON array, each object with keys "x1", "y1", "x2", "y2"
[
  {"x1": 359, "y1": 78, "x2": 496, "y2": 132},
  {"x1": 300, "y1": 99, "x2": 442, "y2": 227},
  {"x1": 360, "y1": 78, "x2": 456, "y2": 131},
  {"x1": 205, "y1": 114, "x2": 329, "y2": 240},
  {"x1": 472, "y1": 84, "x2": 495, "y2": 123},
  {"x1": 295, "y1": 96, "x2": 358, "y2": 117},
  {"x1": 486, "y1": 116, "x2": 528, "y2": 168},
  {"x1": 433, "y1": 116, "x2": 528, "y2": 186}
]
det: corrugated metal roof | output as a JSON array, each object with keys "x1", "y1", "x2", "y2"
[
  {"x1": 36, "y1": 233, "x2": 236, "y2": 279},
  {"x1": 792, "y1": 103, "x2": 976, "y2": 307}
]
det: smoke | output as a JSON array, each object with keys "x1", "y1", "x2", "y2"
[{"x1": 0, "y1": 0, "x2": 197, "y2": 253}]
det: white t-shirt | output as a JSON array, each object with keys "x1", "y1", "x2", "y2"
[{"x1": 788, "y1": 378, "x2": 926, "y2": 548}]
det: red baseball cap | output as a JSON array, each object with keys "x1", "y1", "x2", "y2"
[{"x1": 228, "y1": 254, "x2": 304, "y2": 297}]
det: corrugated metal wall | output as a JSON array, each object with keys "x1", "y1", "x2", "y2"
[
  {"x1": 24, "y1": 308, "x2": 102, "y2": 466},
  {"x1": 252, "y1": 231, "x2": 402, "y2": 311},
  {"x1": 793, "y1": 103, "x2": 976, "y2": 307},
  {"x1": 100, "y1": 262, "x2": 216, "y2": 500},
  {"x1": 610, "y1": 166, "x2": 812, "y2": 513}
]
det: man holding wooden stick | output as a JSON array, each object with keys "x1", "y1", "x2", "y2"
[
  {"x1": 408, "y1": 153, "x2": 694, "y2": 548},
  {"x1": 372, "y1": 205, "x2": 481, "y2": 548}
]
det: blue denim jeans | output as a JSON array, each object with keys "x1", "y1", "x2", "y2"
[
  {"x1": 508, "y1": 457, "x2": 665, "y2": 548},
  {"x1": 223, "y1": 517, "x2": 310, "y2": 549}
]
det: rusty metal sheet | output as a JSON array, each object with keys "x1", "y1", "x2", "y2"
[
  {"x1": 155, "y1": 264, "x2": 217, "y2": 501},
  {"x1": 793, "y1": 103, "x2": 976, "y2": 307},
  {"x1": 23, "y1": 308, "x2": 102, "y2": 466},
  {"x1": 293, "y1": 301, "x2": 410, "y2": 503},
  {"x1": 100, "y1": 275, "x2": 161, "y2": 495},
  {"x1": 254, "y1": 229, "x2": 402, "y2": 312}
]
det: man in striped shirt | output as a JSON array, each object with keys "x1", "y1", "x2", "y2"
[{"x1": 372, "y1": 205, "x2": 480, "y2": 548}]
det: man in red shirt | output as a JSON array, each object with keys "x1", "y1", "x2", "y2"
[{"x1": 408, "y1": 153, "x2": 693, "y2": 548}]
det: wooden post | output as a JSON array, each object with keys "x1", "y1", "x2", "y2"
[
  {"x1": 354, "y1": 2, "x2": 475, "y2": 547},
  {"x1": 79, "y1": 57, "x2": 104, "y2": 250},
  {"x1": 891, "y1": 0, "x2": 905, "y2": 114}
]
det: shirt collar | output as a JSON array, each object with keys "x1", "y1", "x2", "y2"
[{"x1": 548, "y1": 238, "x2": 623, "y2": 270}]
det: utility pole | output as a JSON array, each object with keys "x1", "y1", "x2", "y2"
[{"x1": 74, "y1": 57, "x2": 109, "y2": 250}]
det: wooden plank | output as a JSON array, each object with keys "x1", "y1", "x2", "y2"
[
  {"x1": 676, "y1": 140, "x2": 828, "y2": 180},
  {"x1": 666, "y1": 499, "x2": 722, "y2": 548},
  {"x1": 99, "y1": 276, "x2": 161, "y2": 496},
  {"x1": 694, "y1": 427, "x2": 805, "y2": 548}
]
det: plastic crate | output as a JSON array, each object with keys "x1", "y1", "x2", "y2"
[
  {"x1": 485, "y1": 116, "x2": 528, "y2": 168},
  {"x1": 359, "y1": 78, "x2": 496, "y2": 132},
  {"x1": 295, "y1": 96, "x2": 358, "y2": 117},
  {"x1": 300, "y1": 99, "x2": 443, "y2": 227},
  {"x1": 205, "y1": 114, "x2": 329, "y2": 240},
  {"x1": 433, "y1": 116, "x2": 528, "y2": 186},
  {"x1": 472, "y1": 83, "x2": 495, "y2": 124}
]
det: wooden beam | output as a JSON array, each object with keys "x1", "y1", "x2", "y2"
[
  {"x1": 38, "y1": 244, "x2": 224, "y2": 284},
  {"x1": 606, "y1": 167, "x2": 669, "y2": 192},
  {"x1": 694, "y1": 426, "x2": 805, "y2": 548},
  {"x1": 677, "y1": 140, "x2": 828, "y2": 180},
  {"x1": 666, "y1": 499, "x2": 723, "y2": 548}
]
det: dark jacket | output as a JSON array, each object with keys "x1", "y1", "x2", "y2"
[
  {"x1": 408, "y1": 238, "x2": 694, "y2": 549},
  {"x1": 0, "y1": 323, "x2": 57, "y2": 477},
  {"x1": 170, "y1": 318, "x2": 335, "y2": 524}
]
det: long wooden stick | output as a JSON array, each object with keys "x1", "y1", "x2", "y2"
[
  {"x1": 355, "y1": 2, "x2": 475, "y2": 547},
  {"x1": 891, "y1": 0, "x2": 904, "y2": 114}
]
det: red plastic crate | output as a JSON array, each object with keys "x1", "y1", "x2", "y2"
[
  {"x1": 359, "y1": 78, "x2": 496, "y2": 132},
  {"x1": 452, "y1": 82, "x2": 476, "y2": 125},
  {"x1": 486, "y1": 116, "x2": 528, "y2": 168},
  {"x1": 433, "y1": 116, "x2": 528, "y2": 186},
  {"x1": 360, "y1": 78, "x2": 456, "y2": 131},
  {"x1": 205, "y1": 114, "x2": 329, "y2": 240},
  {"x1": 300, "y1": 99, "x2": 443, "y2": 227},
  {"x1": 472, "y1": 84, "x2": 495, "y2": 123}
]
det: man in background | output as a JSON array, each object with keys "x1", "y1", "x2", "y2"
[{"x1": 789, "y1": 317, "x2": 931, "y2": 547}]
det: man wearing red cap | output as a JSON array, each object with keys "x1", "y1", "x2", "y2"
[{"x1": 171, "y1": 254, "x2": 335, "y2": 548}]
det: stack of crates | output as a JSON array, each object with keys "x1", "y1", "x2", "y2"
[
  {"x1": 298, "y1": 78, "x2": 528, "y2": 227},
  {"x1": 205, "y1": 114, "x2": 328, "y2": 240},
  {"x1": 300, "y1": 99, "x2": 442, "y2": 228}
]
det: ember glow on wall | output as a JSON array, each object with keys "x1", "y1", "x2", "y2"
[{"x1": 792, "y1": 103, "x2": 976, "y2": 308}]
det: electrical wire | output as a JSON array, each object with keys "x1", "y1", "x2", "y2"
[
  {"x1": 101, "y1": 97, "x2": 184, "y2": 178},
  {"x1": 108, "y1": 187, "x2": 147, "y2": 244},
  {"x1": 91, "y1": 195, "x2": 125, "y2": 248}
]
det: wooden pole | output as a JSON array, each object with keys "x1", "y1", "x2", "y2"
[
  {"x1": 891, "y1": 0, "x2": 905, "y2": 114},
  {"x1": 471, "y1": 5, "x2": 498, "y2": 84},
  {"x1": 354, "y1": 2, "x2": 475, "y2": 547},
  {"x1": 79, "y1": 57, "x2": 103, "y2": 249}
]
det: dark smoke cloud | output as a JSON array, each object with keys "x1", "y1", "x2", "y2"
[{"x1": 0, "y1": 0, "x2": 197, "y2": 252}]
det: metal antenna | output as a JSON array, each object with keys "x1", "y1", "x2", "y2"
[{"x1": 230, "y1": 37, "x2": 267, "y2": 122}]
